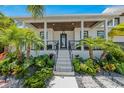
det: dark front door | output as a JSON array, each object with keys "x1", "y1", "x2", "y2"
[{"x1": 60, "y1": 33, "x2": 67, "y2": 49}]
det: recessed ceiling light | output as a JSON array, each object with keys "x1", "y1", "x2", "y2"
[{"x1": 72, "y1": 23, "x2": 74, "y2": 25}]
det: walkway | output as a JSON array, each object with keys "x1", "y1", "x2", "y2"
[
  {"x1": 1, "y1": 73, "x2": 124, "y2": 88},
  {"x1": 48, "y1": 72, "x2": 124, "y2": 88},
  {"x1": 48, "y1": 76, "x2": 78, "y2": 88}
]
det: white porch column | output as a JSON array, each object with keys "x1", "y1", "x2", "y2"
[
  {"x1": 112, "y1": 18, "x2": 115, "y2": 27},
  {"x1": 81, "y1": 20, "x2": 84, "y2": 51},
  {"x1": 104, "y1": 19, "x2": 108, "y2": 40},
  {"x1": 44, "y1": 21, "x2": 47, "y2": 51}
]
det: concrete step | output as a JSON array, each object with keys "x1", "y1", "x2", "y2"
[
  {"x1": 57, "y1": 58, "x2": 70, "y2": 61},
  {"x1": 57, "y1": 60, "x2": 71, "y2": 63},
  {"x1": 56, "y1": 63, "x2": 72, "y2": 67},
  {"x1": 53, "y1": 71, "x2": 75, "y2": 76},
  {"x1": 55, "y1": 50, "x2": 73, "y2": 75},
  {"x1": 56, "y1": 65, "x2": 72, "y2": 68},
  {"x1": 55, "y1": 66, "x2": 73, "y2": 72},
  {"x1": 56, "y1": 62, "x2": 71, "y2": 65},
  {"x1": 57, "y1": 56, "x2": 70, "y2": 58}
]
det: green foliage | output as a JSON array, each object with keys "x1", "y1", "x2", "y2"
[
  {"x1": 35, "y1": 59, "x2": 46, "y2": 68},
  {"x1": 23, "y1": 68, "x2": 53, "y2": 88},
  {"x1": 72, "y1": 58, "x2": 81, "y2": 73},
  {"x1": 103, "y1": 63, "x2": 116, "y2": 72},
  {"x1": 79, "y1": 37, "x2": 97, "y2": 59},
  {"x1": 99, "y1": 58, "x2": 117, "y2": 72},
  {"x1": 82, "y1": 59, "x2": 97, "y2": 76},
  {"x1": 27, "y1": 5, "x2": 44, "y2": 18},
  {"x1": 73, "y1": 58, "x2": 98, "y2": 76},
  {"x1": 0, "y1": 58, "x2": 10, "y2": 76},
  {"x1": 0, "y1": 13, "x2": 14, "y2": 29},
  {"x1": 109, "y1": 23, "x2": 124, "y2": 37},
  {"x1": 47, "y1": 58, "x2": 54, "y2": 68},
  {"x1": 110, "y1": 48, "x2": 124, "y2": 62},
  {"x1": 116, "y1": 63, "x2": 124, "y2": 75},
  {"x1": 34, "y1": 55, "x2": 54, "y2": 69}
]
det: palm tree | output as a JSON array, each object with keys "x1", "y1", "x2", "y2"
[
  {"x1": 0, "y1": 13, "x2": 14, "y2": 29},
  {"x1": 27, "y1": 5, "x2": 44, "y2": 18},
  {"x1": 0, "y1": 6, "x2": 44, "y2": 61},
  {"x1": 108, "y1": 23, "x2": 124, "y2": 38},
  {"x1": 0, "y1": 25, "x2": 25, "y2": 62},
  {"x1": 94, "y1": 37, "x2": 123, "y2": 60},
  {"x1": 99, "y1": 40, "x2": 122, "y2": 60},
  {"x1": 79, "y1": 37, "x2": 97, "y2": 59},
  {"x1": 24, "y1": 28, "x2": 44, "y2": 60},
  {"x1": 0, "y1": 24, "x2": 44, "y2": 62}
]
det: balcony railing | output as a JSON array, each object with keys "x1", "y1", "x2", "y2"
[
  {"x1": 68, "y1": 40, "x2": 81, "y2": 50},
  {"x1": 47, "y1": 40, "x2": 59, "y2": 50}
]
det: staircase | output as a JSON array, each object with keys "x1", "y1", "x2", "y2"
[{"x1": 54, "y1": 50, "x2": 74, "y2": 76}]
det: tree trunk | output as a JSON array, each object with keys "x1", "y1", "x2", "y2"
[
  {"x1": 4, "y1": 46, "x2": 9, "y2": 53},
  {"x1": 17, "y1": 49, "x2": 22, "y2": 62},
  {"x1": 100, "y1": 51, "x2": 108, "y2": 60},
  {"x1": 26, "y1": 44, "x2": 31, "y2": 60},
  {"x1": 89, "y1": 48, "x2": 93, "y2": 59}
]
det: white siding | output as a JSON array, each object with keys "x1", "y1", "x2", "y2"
[
  {"x1": 74, "y1": 28, "x2": 80, "y2": 40},
  {"x1": 112, "y1": 36, "x2": 124, "y2": 42},
  {"x1": 53, "y1": 31, "x2": 74, "y2": 41},
  {"x1": 48, "y1": 28, "x2": 53, "y2": 41},
  {"x1": 120, "y1": 16, "x2": 124, "y2": 23}
]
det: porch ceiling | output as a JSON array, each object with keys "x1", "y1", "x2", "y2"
[{"x1": 30, "y1": 21, "x2": 98, "y2": 31}]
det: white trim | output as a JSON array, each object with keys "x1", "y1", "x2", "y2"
[
  {"x1": 44, "y1": 21, "x2": 47, "y2": 50},
  {"x1": 104, "y1": 19, "x2": 108, "y2": 40},
  {"x1": 81, "y1": 20, "x2": 84, "y2": 40},
  {"x1": 112, "y1": 18, "x2": 115, "y2": 27},
  {"x1": 81, "y1": 20, "x2": 84, "y2": 51}
]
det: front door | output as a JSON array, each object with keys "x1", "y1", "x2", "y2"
[{"x1": 60, "y1": 33, "x2": 67, "y2": 49}]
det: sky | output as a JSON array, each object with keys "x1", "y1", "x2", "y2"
[{"x1": 0, "y1": 5, "x2": 115, "y2": 16}]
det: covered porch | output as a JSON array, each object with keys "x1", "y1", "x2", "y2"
[
  {"x1": 16, "y1": 14, "x2": 118, "y2": 58},
  {"x1": 30, "y1": 20, "x2": 109, "y2": 51}
]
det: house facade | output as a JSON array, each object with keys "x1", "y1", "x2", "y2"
[{"x1": 15, "y1": 7, "x2": 124, "y2": 59}]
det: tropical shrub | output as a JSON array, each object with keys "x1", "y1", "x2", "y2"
[
  {"x1": 72, "y1": 58, "x2": 81, "y2": 73},
  {"x1": 116, "y1": 63, "x2": 124, "y2": 75},
  {"x1": 35, "y1": 59, "x2": 46, "y2": 68},
  {"x1": 33, "y1": 55, "x2": 54, "y2": 69},
  {"x1": 103, "y1": 63, "x2": 116, "y2": 72},
  {"x1": 95, "y1": 64, "x2": 101, "y2": 72},
  {"x1": 0, "y1": 58, "x2": 10, "y2": 76},
  {"x1": 73, "y1": 58, "x2": 98, "y2": 76},
  {"x1": 13, "y1": 62, "x2": 31, "y2": 79},
  {"x1": 82, "y1": 59, "x2": 97, "y2": 76},
  {"x1": 23, "y1": 68, "x2": 53, "y2": 88},
  {"x1": 47, "y1": 58, "x2": 54, "y2": 68},
  {"x1": 110, "y1": 49, "x2": 124, "y2": 62}
]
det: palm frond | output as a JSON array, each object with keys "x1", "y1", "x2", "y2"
[{"x1": 27, "y1": 5, "x2": 44, "y2": 18}]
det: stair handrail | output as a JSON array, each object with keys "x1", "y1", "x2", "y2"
[
  {"x1": 54, "y1": 40, "x2": 59, "y2": 71},
  {"x1": 68, "y1": 40, "x2": 74, "y2": 71}
]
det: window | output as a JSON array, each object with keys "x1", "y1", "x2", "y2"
[
  {"x1": 107, "y1": 20, "x2": 113, "y2": 26},
  {"x1": 84, "y1": 31, "x2": 88, "y2": 39},
  {"x1": 40, "y1": 31, "x2": 48, "y2": 39},
  {"x1": 80, "y1": 31, "x2": 88, "y2": 39},
  {"x1": 97, "y1": 31, "x2": 105, "y2": 38},
  {"x1": 114, "y1": 18, "x2": 120, "y2": 26},
  {"x1": 40, "y1": 32, "x2": 44, "y2": 39}
]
